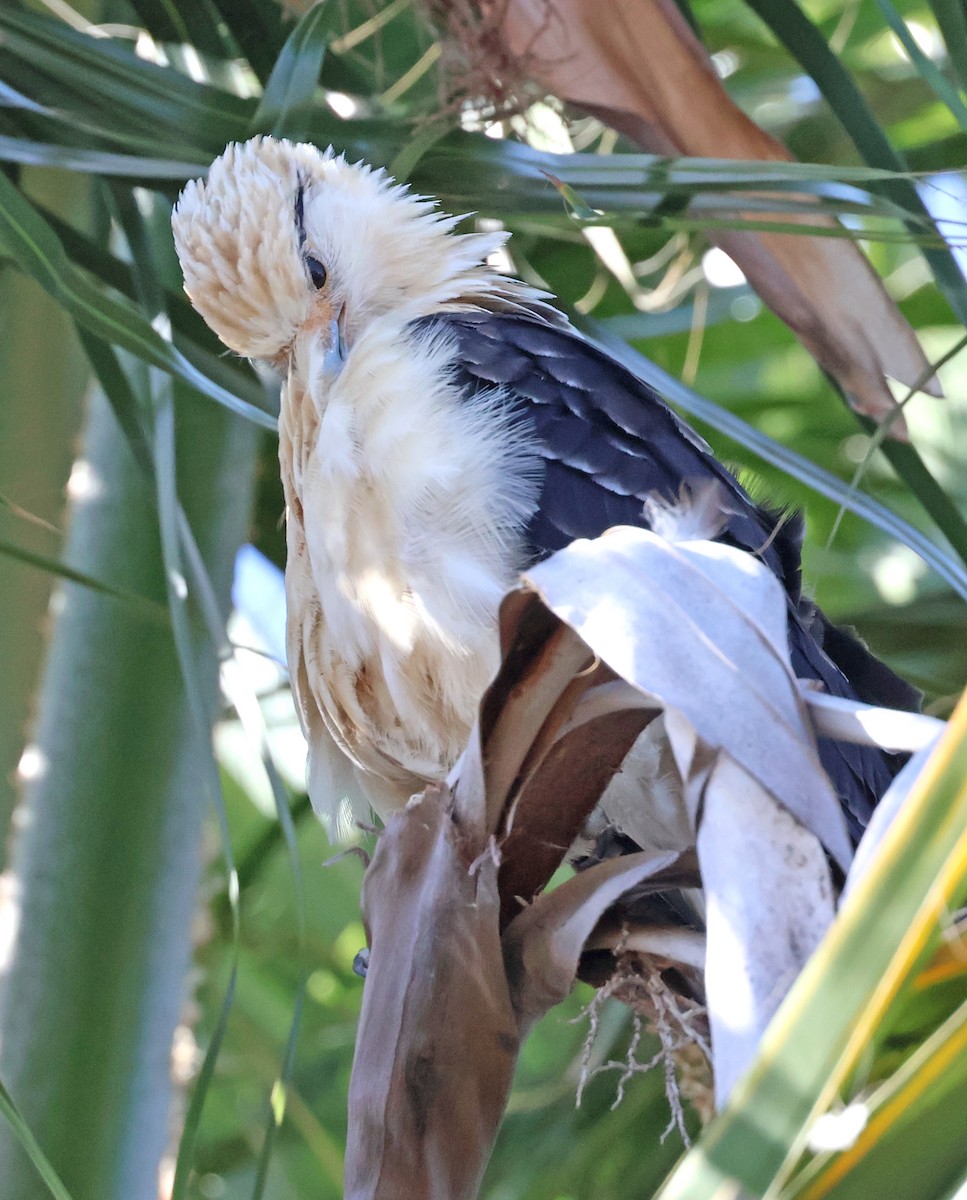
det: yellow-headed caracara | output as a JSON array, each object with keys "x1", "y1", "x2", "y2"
[{"x1": 172, "y1": 136, "x2": 918, "y2": 842}]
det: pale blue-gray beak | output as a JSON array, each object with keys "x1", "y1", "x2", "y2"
[{"x1": 322, "y1": 305, "x2": 348, "y2": 378}]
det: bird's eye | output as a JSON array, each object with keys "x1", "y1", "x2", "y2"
[{"x1": 306, "y1": 255, "x2": 328, "y2": 290}]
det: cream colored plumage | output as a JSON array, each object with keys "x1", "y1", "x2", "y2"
[{"x1": 173, "y1": 136, "x2": 555, "y2": 819}]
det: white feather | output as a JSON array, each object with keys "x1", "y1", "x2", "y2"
[{"x1": 642, "y1": 480, "x2": 732, "y2": 543}]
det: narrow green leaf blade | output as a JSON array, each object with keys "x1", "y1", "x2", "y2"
[
  {"x1": 43, "y1": 209, "x2": 268, "y2": 413},
  {"x1": 874, "y1": 0, "x2": 967, "y2": 135},
  {"x1": 252, "y1": 2, "x2": 335, "y2": 136},
  {"x1": 0, "y1": 535, "x2": 168, "y2": 624},
  {"x1": 0, "y1": 135, "x2": 205, "y2": 180},
  {"x1": 928, "y1": 0, "x2": 967, "y2": 92},
  {"x1": 0, "y1": 173, "x2": 276, "y2": 431},
  {"x1": 206, "y1": 0, "x2": 286, "y2": 84},
  {"x1": 789, "y1": 999, "x2": 967, "y2": 1199},
  {"x1": 0, "y1": 2, "x2": 251, "y2": 149},
  {"x1": 170, "y1": 963, "x2": 238, "y2": 1200},
  {"x1": 126, "y1": 0, "x2": 229, "y2": 58},
  {"x1": 0, "y1": 1078, "x2": 74, "y2": 1200}
]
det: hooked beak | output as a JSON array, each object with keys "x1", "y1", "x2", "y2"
[{"x1": 322, "y1": 304, "x2": 349, "y2": 378}]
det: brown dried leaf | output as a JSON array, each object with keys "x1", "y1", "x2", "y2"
[
  {"x1": 473, "y1": 0, "x2": 940, "y2": 431},
  {"x1": 452, "y1": 604, "x2": 594, "y2": 837},
  {"x1": 497, "y1": 704, "x2": 655, "y2": 927},
  {"x1": 460, "y1": 585, "x2": 662, "y2": 924},
  {"x1": 502, "y1": 848, "x2": 699, "y2": 1035},
  {"x1": 346, "y1": 783, "x2": 695, "y2": 1197},
  {"x1": 453, "y1": 580, "x2": 667, "y2": 916},
  {"x1": 346, "y1": 785, "x2": 517, "y2": 1200}
]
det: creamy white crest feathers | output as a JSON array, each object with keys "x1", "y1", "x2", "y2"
[
  {"x1": 173, "y1": 139, "x2": 315, "y2": 358},
  {"x1": 171, "y1": 135, "x2": 554, "y2": 361}
]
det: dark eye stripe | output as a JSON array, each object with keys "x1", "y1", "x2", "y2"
[
  {"x1": 306, "y1": 255, "x2": 327, "y2": 289},
  {"x1": 294, "y1": 180, "x2": 307, "y2": 250}
]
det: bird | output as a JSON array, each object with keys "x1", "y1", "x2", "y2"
[{"x1": 172, "y1": 135, "x2": 919, "y2": 846}]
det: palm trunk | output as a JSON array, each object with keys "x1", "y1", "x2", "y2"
[
  {"x1": 0, "y1": 167, "x2": 90, "y2": 854},
  {"x1": 0, "y1": 384, "x2": 258, "y2": 1200}
]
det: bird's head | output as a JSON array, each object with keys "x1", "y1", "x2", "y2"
[{"x1": 172, "y1": 136, "x2": 514, "y2": 367}]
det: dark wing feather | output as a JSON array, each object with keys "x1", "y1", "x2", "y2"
[
  {"x1": 431, "y1": 310, "x2": 795, "y2": 578},
  {"x1": 412, "y1": 310, "x2": 919, "y2": 840}
]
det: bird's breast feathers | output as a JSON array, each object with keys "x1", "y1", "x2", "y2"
[{"x1": 282, "y1": 313, "x2": 541, "y2": 811}]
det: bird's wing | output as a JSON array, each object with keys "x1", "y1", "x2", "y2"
[
  {"x1": 416, "y1": 309, "x2": 799, "y2": 587},
  {"x1": 411, "y1": 309, "x2": 917, "y2": 838}
]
